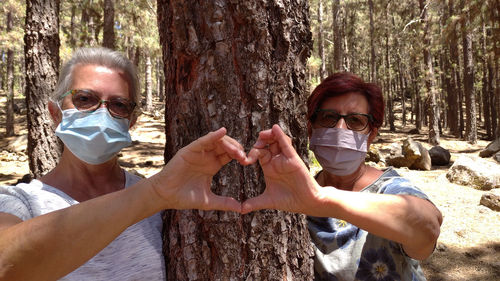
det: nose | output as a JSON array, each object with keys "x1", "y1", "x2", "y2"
[
  {"x1": 98, "y1": 100, "x2": 109, "y2": 108},
  {"x1": 335, "y1": 117, "x2": 348, "y2": 129}
]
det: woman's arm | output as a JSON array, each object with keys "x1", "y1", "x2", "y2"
[
  {"x1": 0, "y1": 128, "x2": 247, "y2": 281},
  {"x1": 243, "y1": 124, "x2": 442, "y2": 260}
]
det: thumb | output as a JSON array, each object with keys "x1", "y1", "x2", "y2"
[
  {"x1": 205, "y1": 194, "x2": 242, "y2": 213},
  {"x1": 241, "y1": 194, "x2": 273, "y2": 214},
  {"x1": 245, "y1": 147, "x2": 272, "y2": 166}
]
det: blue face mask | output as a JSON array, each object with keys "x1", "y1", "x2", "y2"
[{"x1": 55, "y1": 107, "x2": 132, "y2": 165}]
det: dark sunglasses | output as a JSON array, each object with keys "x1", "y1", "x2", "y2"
[
  {"x1": 60, "y1": 89, "x2": 136, "y2": 119},
  {"x1": 313, "y1": 109, "x2": 374, "y2": 131}
]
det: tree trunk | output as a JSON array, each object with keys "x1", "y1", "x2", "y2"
[
  {"x1": 412, "y1": 66, "x2": 422, "y2": 131},
  {"x1": 333, "y1": 0, "x2": 342, "y2": 72},
  {"x1": 384, "y1": 2, "x2": 395, "y2": 132},
  {"x1": 157, "y1": 57, "x2": 164, "y2": 102},
  {"x1": 318, "y1": 0, "x2": 326, "y2": 80},
  {"x1": 157, "y1": 1, "x2": 314, "y2": 280},
  {"x1": 24, "y1": 0, "x2": 62, "y2": 178},
  {"x1": 419, "y1": 0, "x2": 439, "y2": 145},
  {"x1": 461, "y1": 4, "x2": 477, "y2": 144},
  {"x1": 481, "y1": 16, "x2": 492, "y2": 139},
  {"x1": 69, "y1": 4, "x2": 76, "y2": 47},
  {"x1": 5, "y1": 11, "x2": 15, "y2": 137},
  {"x1": 448, "y1": 0, "x2": 462, "y2": 137},
  {"x1": 346, "y1": 7, "x2": 356, "y2": 73},
  {"x1": 80, "y1": 3, "x2": 90, "y2": 46},
  {"x1": 145, "y1": 55, "x2": 153, "y2": 112},
  {"x1": 368, "y1": 0, "x2": 376, "y2": 82},
  {"x1": 490, "y1": 0, "x2": 499, "y2": 139},
  {"x1": 103, "y1": 0, "x2": 115, "y2": 49}
]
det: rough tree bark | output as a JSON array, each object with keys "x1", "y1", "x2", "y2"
[
  {"x1": 5, "y1": 11, "x2": 15, "y2": 137},
  {"x1": 24, "y1": 0, "x2": 61, "y2": 178},
  {"x1": 158, "y1": 0, "x2": 314, "y2": 280},
  {"x1": 103, "y1": 0, "x2": 115, "y2": 49}
]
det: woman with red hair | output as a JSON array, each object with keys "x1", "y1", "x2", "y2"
[{"x1": 244, "y1": 73, "x2": 442, "y2": 280}]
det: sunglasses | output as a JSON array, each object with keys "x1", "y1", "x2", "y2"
[
  {"x1": 313, "y1": 109, "x2": 374, "y2": 131},
  {"x1": 60, "y1": 89, "x2": 136, "y2": 119}
]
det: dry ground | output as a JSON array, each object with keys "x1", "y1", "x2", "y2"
[{"x1": 0, "y1": 99, "x2": 499, "y2": 280}]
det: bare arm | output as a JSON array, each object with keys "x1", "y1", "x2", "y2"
[
  {"x1": 317, "y1": 187, "x2": 442, "y2": 260},
  {"x1": 0, "y1": 182, "x2": 158, "y2": 281},
  {"x1": 243, "y1": 124, "x2": 442, "y2": 260},
  {"x1": 0, "y1": 128, "x2": 247, "y2": 281}
]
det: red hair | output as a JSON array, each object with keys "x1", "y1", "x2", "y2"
[{"x1": 307, "y1": 72, "x2": 384, "y2": 136}]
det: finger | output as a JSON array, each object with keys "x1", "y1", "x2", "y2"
[
  {"x1": 241, "y1": 194, "x2": 274, "y2": 214},
  {"x1": 217, "y1": 137, "x2": 246, "y2": 163},
  {"x1": 194, "y1": 127, "x2": 227, "y2": 151},
  {"x1": 205, "y1": 194, "x2": 242, "y2": 213},
  {"x1": 245, "y1": 147, "x2": 271, "y2": 166},
  {"x1": 253, "y1": 129, "x2": 274, "y2": 149},
  {"x1": 245, "y1": 148, "x2": 261, "y2": 165},
  {"x1": 271, "y1": 124, "x2": 298, "y2": 158}
]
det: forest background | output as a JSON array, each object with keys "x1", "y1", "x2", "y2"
[{"x1": 0, "y1": 0, "x2": 499, "y2": 280}]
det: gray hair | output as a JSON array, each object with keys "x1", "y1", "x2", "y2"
[{"x1": 52, "y1": 47, "x2": 140, "y2": 111}]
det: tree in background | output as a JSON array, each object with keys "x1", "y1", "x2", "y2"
[
  {"x1": 5, "y1": 9, "x2": 15, "y2": 137},
  {"x1": 307, "y1": 0, "x2": 499, "y2": 143},
  {"x1": 24, "y1": 0, "x2": 61, "y2": 178},
  {"x1": 158, "y1": 0, "x2": 314, "y2": 279},
  {"x1": 102, "y1": 0, "x2": 115, "y2": 49},
  {"x1": 419, "y1": 0, "x2": 440, "y2": 145},
  {"x1": 1, "y1": 1, "x2": 25, "y2": 137}
]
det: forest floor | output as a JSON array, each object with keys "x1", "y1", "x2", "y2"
[{"x1": 0, "y1": 98, "x2": 499, "y2": 280}]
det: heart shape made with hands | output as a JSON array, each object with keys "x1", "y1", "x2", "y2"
[{"x1": 159, "y1": 124, "x2": 317, "y2": 215}]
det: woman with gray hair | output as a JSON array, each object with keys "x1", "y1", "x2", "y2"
[{"x1": 0, "y1": 47, "x2": 248, "y2": 280}]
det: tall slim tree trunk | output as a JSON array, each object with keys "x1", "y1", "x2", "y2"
[
  {"x1": 481, "y1": 16, "x2": 492, "y2": 138},
  {"x1": 24, "y1": 0, "x2": 62, "y2": 178},
  {"x1": 318, "y1": 0, "x2": 326, "y2": 80},
  {"x1": 448, "y1": 0, "x2": 462, "y2": 137},
  {"x1": 346, "y1": 7, "x2": 356, "y2": 73},
  {"x1": 80, "y1": 3, "x2": 90, "y2": 46},
  {"x1": 333, "y1": 0, "x2": 342, "y2": 72},
  {"x1": 490, "y1": 0, "x2": 499, "y2": 138},
  {"x1": 419, "y1": 0, "x2": 440, "y2": 145},
  {"x1": 384, "y1": 2, "x2": 394, "y2": 131},
  {"x1": 368, "y1": 0, "x2": 376, "y2": 82},
  {"x1": 412, "y1": 66, "x2": 423, "y2": 131},
  {"x1": 69, "y1": 4, "x2": 76, "y2": 48},
  {"x1": 88, "y1": 6, "x2": 97, "y2": 46},
  {"x1": 5, "y1": 11, "x2": 15, "y2": 137},
  {"x1": 156, "y1": 57, "x2": 164, "y2": 102},
  {"x1": 461, "y1": 4, "x2": 477, "y2": 144},
  {"x1": 158, "y1": 1, "x2": 314, "y2": 280},
  {"x1": 145, "y1": 55, "x2": 153, "y2": 112},
  {"x1": 103, "y1": 0, "x2": 115, "y2": 49}
]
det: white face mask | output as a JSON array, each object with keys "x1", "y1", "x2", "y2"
[
  {"x1": 309, "y1": 128, "x2": 368, "y2": 176},
  {"x1": 55, "y1": 108, "x2": 132, "y2": 165}
]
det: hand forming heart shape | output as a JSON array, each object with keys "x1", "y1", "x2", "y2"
[{"x1": 148, "y1": 124, "x2": 323, "y2": 215}]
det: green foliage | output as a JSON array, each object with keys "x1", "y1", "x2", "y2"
[{"x1": 0, "y1": 0, "x2": 25, "y2": 51}]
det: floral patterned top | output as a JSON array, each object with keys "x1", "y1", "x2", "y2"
[{"x1": 308, "y1": 167, "x2": 431, "y2": 281}]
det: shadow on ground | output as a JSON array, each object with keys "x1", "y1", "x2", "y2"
[{"x1": 422, "y1": 242, "x2": 500, "y2": 281}]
